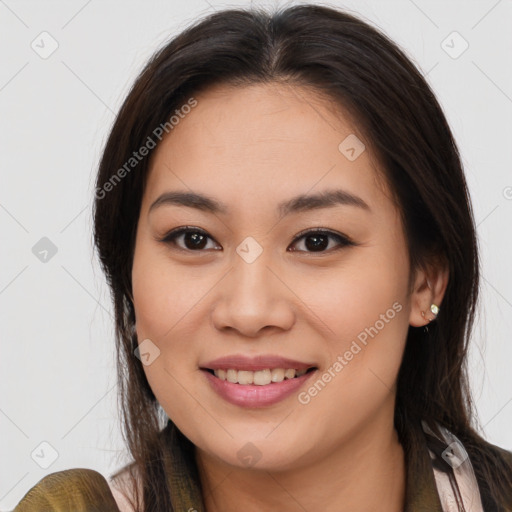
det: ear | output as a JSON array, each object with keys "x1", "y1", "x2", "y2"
[{"x1": 409, "y1": 259, "x2": 449, "y2": 327}]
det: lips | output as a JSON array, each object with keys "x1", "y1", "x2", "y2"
[{"x1": 200, "y1": 354, "x2": 318, "y2": 408}]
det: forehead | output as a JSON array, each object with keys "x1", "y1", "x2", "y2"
[{"x1": 144, "y1": 82, "x2": 391, "y2": 215}]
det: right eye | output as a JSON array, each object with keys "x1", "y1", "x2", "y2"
[{"x1": 159, "y1": 226, "x2": 221, "y2": 252}]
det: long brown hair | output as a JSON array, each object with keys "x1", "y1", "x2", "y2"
[{"x1": 93, "y1": 4, "x2": 512, "y2": 510}]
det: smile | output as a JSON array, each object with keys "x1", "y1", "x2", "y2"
[{"x1": 201, "y1": 366, "x2": 318, "y2": 408}]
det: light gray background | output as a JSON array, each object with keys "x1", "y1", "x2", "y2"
[{"x1": 1, "y1": 0, "x2": 511, "y2": 509}]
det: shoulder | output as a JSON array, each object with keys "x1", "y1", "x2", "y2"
[
  {"x1": 107, "y1": 463, "x2": 143, "y2": 512},
  {"x1": 13, "y1": 468, "x2": 121, "y2": 511}
]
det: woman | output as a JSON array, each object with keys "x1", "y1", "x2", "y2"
[{"x1": 13, "y1": 3, "x2": 512, "y2": 511}]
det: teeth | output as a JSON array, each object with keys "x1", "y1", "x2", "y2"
[
  {"x1": 271, "y1": 368, "x2": 284, "y2": 382},
  {"x1": 213, "y1": 368, "x2": 311, "y2": 385},
  {"x1": 226, "y1": 369, "x2": 238, "y2": 383},
  {"x1": 284, "y1": 368, "x2": 295, "y2": 379},
  {"x1": 254, "y1": 369, "x2": 271, "y2": 385},
  {"x1": 237, "y1": 370, "x2": 253, "y2": 385}
]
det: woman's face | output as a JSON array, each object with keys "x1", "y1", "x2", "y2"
[{"x1": 131, "y1": 82, "x2": 416, "y2": 471}]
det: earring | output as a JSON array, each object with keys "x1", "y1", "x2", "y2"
[{"x1": 421, "y1": 303, "x2": 440, "y2": 323}]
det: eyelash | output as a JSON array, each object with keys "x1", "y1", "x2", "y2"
[{"x1": 158, "y1": 226, "x2": 356, "y2": 254}]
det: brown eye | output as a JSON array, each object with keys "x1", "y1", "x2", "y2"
[
  {"x1": 161, "y1": 227, "x2": 220, "y2": 251},
  {"x1": 288, "y1": 229, "x2": 354, "y2": 253}
]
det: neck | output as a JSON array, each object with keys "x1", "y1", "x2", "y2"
[{"x1": 195, "y1": 412, "x2": 406, "y2": 512}]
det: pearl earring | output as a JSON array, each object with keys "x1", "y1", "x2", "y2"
[{"x1": 421, "y1": 303, "x2": 440, "y2": 323}]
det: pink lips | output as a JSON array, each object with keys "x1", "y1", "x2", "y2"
[{"x1": 200, "y1": 354, "x2": 317, "y2": 408}]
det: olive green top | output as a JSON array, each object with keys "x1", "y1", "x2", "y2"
[{"x1": 12, "y1": 418, "x2": 512, "y2": 512}]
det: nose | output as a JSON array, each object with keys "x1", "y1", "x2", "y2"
[{"x1": 210, "y1": 249, "x2": 296, "y2": 338}]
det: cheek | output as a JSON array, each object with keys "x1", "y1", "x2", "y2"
[
  {"x1": 304, "y1": 242, "x2": 408, "y2": 350},
  {"x1": 300, "y1": 234, "x2": 410, "y2": 405},
  {"x1": 131, "y1": 237, "x2": 206, "y2": 340},
  {"x1": 294, "y1": 270, "x2": 409, "y2": 447},
  {"x1": 131, "y1": 236, "x2": 212, "y2": 414}
]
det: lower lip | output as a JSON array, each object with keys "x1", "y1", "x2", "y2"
[{"x1": 202, "y1": 369, "x2": 317, "y2": 408}]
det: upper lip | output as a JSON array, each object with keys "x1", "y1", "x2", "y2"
[{"x1": 201, "y1": 354, "x2": 317, "y2": 372}]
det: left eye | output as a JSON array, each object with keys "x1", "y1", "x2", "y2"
[
  {"x1": 289, "y1": 229, "x2": 354, "y2": 253},
  {"x1": 159, "y1": 227, "x2": 354, "y2": 253}
]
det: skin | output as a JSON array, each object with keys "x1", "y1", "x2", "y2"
[{"x1": 131, "y1": 82, "x2": 449, "y2": 512}]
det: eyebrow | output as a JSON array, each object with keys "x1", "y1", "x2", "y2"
[{"x1": 148, "y1": 188, "x2": 371, "y2": 217}]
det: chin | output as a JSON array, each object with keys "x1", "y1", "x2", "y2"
[{"x1": 193, "y1": 430, "x2": 315, "y2": 473}]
